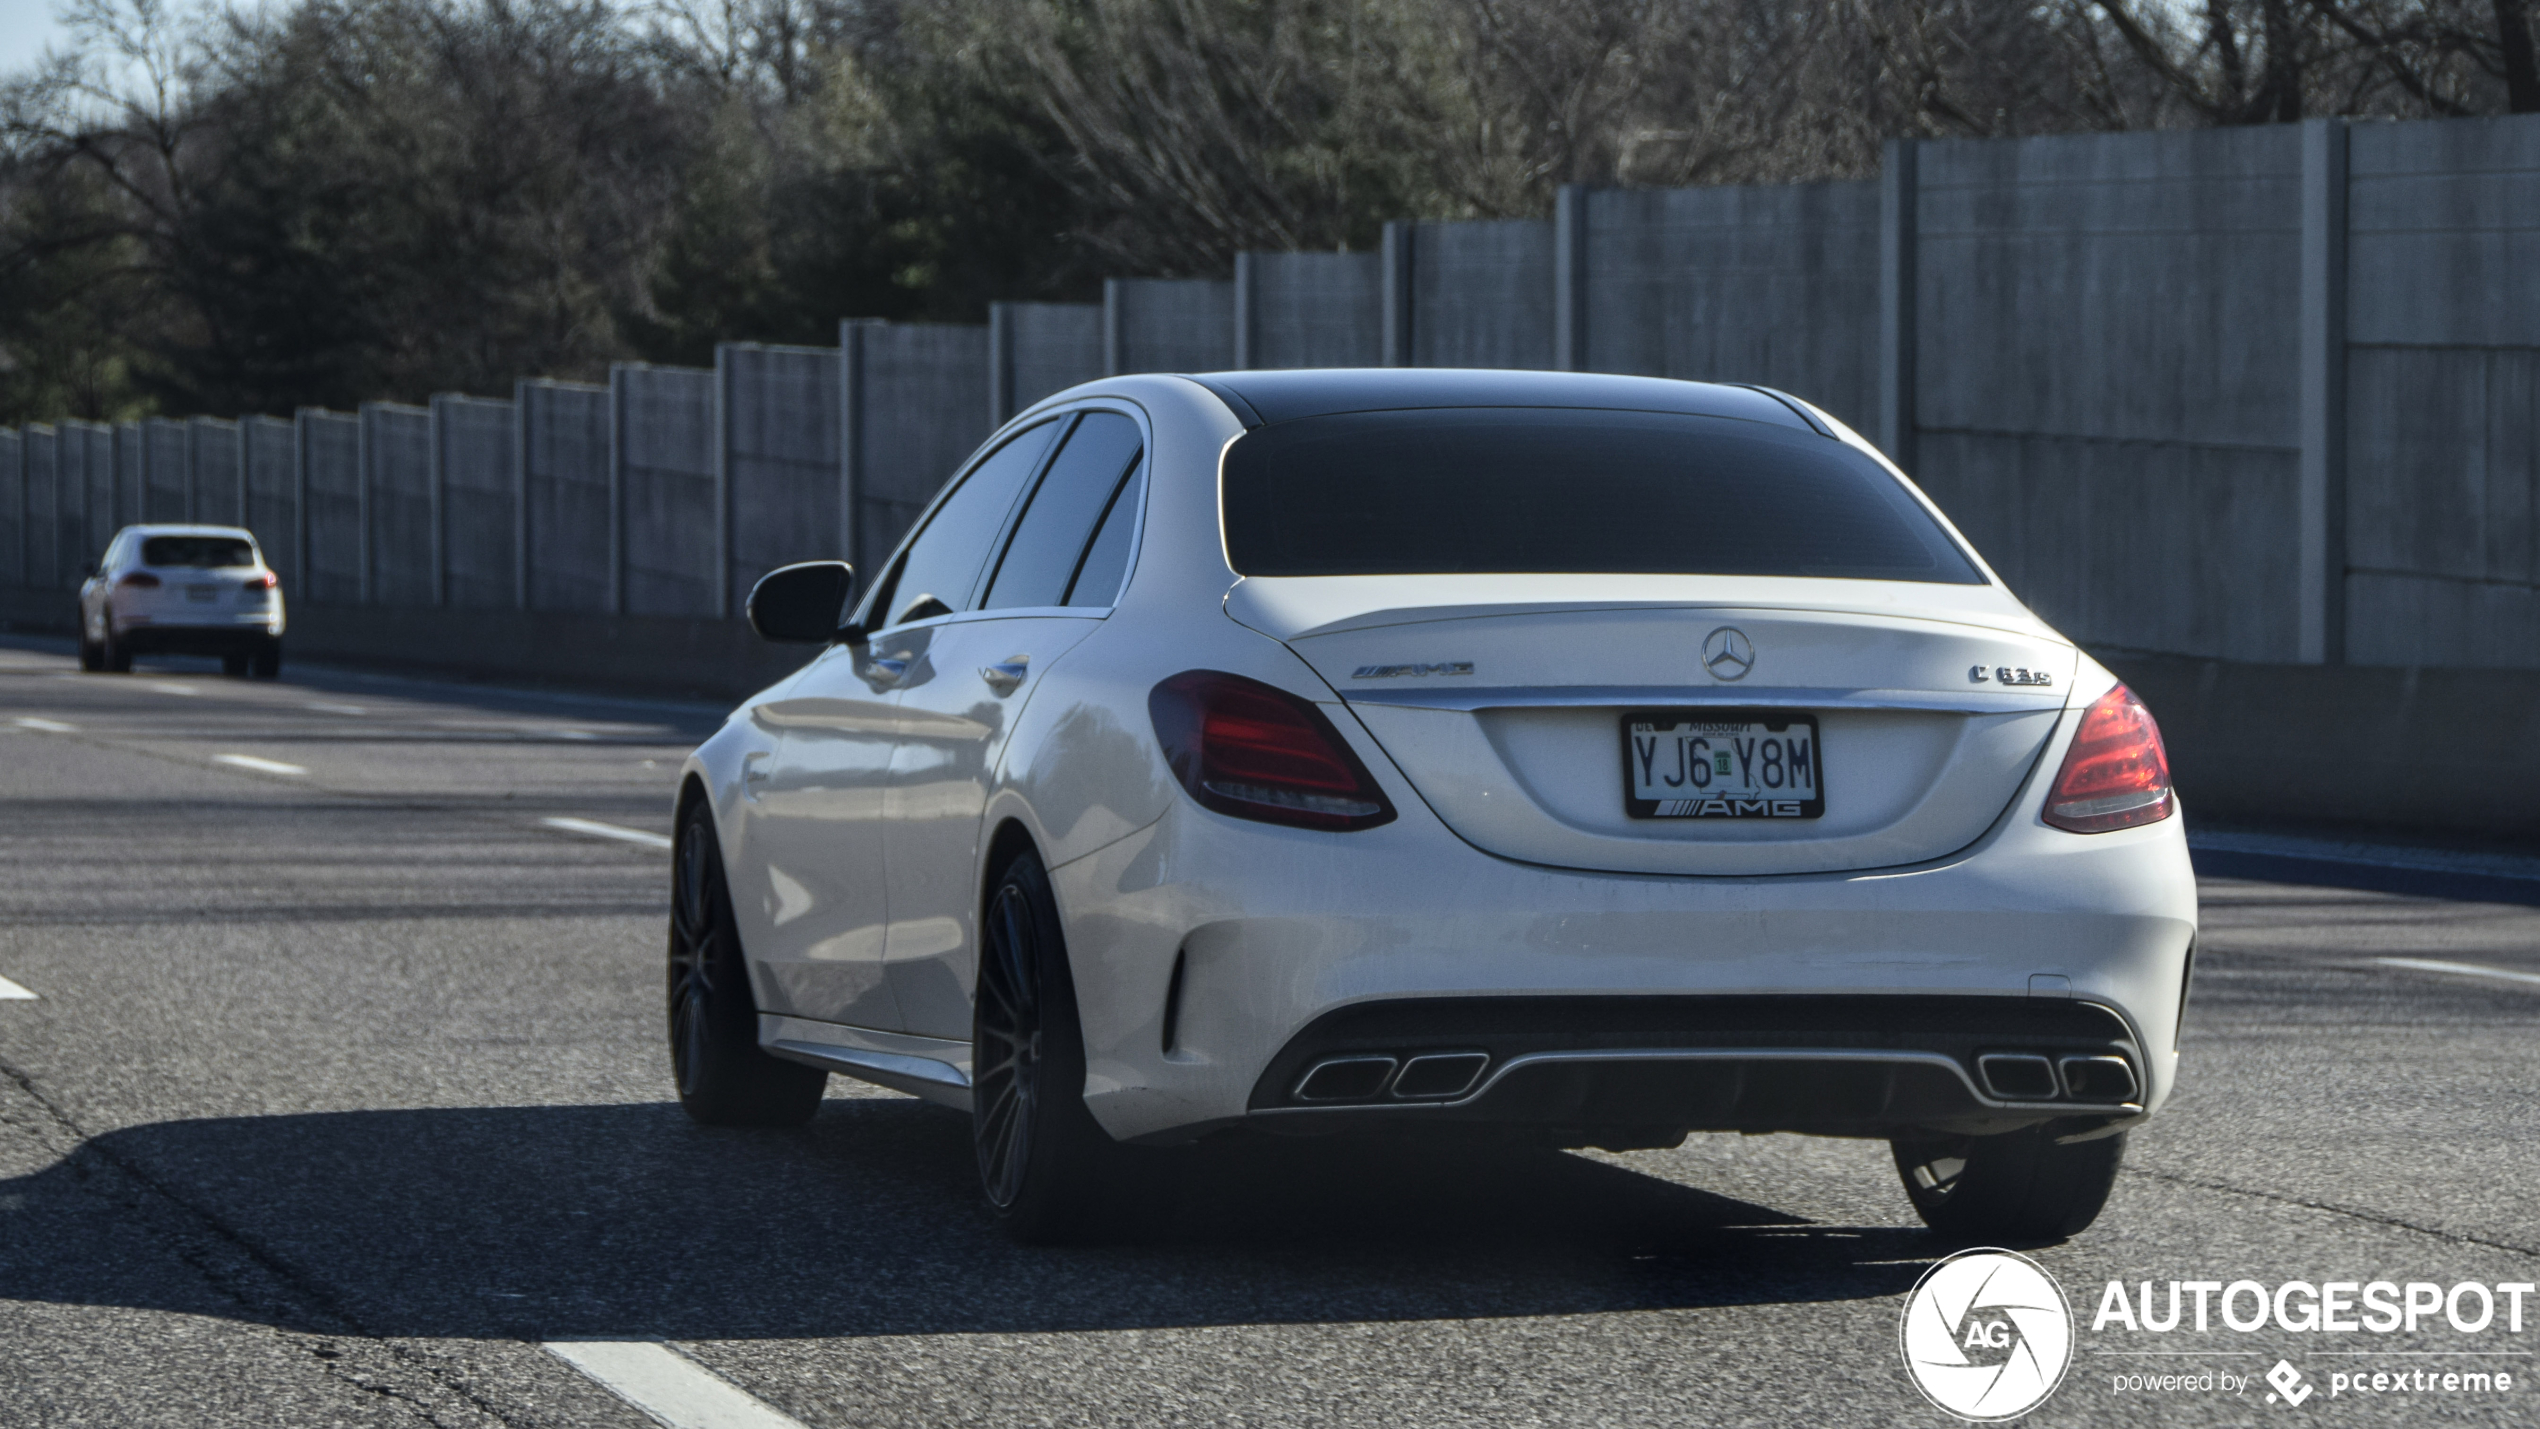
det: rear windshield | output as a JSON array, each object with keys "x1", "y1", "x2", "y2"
[
  {"x1": 1220, "y1": 408, "x2": 1983, "y2": 583},
  {"x1": 141, "y1": 536, "x2": 257, "y2": 568}
]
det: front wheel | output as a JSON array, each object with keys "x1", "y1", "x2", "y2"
[
  {"x1": 666, "y1": 803, "x2": 826, "y2": 1126},
  {"x1": 1892, "y1": 1124, "x2": 2126, "y2": 1242},
  {"x1": 973, "y1": 849, "x2": 1124, "y2": 1242}
]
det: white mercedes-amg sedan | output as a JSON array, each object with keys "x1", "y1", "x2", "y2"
[{"x1": 669, "y1": 370, "x2": 2197, "y2": 1244}]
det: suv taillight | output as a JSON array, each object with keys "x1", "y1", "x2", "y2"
[
  {"x1": 118, "y1": 571, "x2": 161, "y2": 589},
  {"x1": 1149, "y1": 670, "x2": 1396, "y2": 831},
  {"x1": 243, "y1": 572, "x2": 276, "y2": 590},
  {"x1": 2043, "y1": 684, "x2": 2174, "y2": 833}
]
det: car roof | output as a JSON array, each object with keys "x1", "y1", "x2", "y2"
[
  {"x1": 1183, "y1": 368, "x2": 1823, "y2": 432},
  {"x1": 124, "y1": 525, "x2": 258, "y2": 540}
]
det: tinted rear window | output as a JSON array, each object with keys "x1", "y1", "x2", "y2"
[
  {"x1": 1221, "y1": 409, "x2": 1983, "y2": 583},
  {"x1": 142, "y1": 536, "x2": 257, "y2": 568}
]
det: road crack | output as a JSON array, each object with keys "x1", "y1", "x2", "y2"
[{"x1": 2125, "y1": 1165, "x2": 2540, "y2": 1259}]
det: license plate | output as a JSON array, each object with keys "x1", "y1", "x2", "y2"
[{"x1": 1622, "y1": 711, "x2": 1824, "y2": 819}]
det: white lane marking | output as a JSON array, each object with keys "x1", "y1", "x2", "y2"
[
  {"x1": 0, "y1": 976, "x2": 36, "y2": 1000},
  {"x1": 2376, "y1": 957, "x2": 2540, "y2": 989},
  {"x1": 148, "y1": 682, "x2": 200, "y2": 696},
  {"x1": 553, "y1": 729, "x2": 599, "y2": 741},
  {"x1": 213, "y1": 753, "x2": 308, "y2": 776},
  {"x1": 543, "y1": 1341, "x2": 812, "y2": 1429},
  {"x1": 541, "y1": 816, "x2": 674, "y2": 850},
  {"x1": 307, "y1": 701, "x2": 368, "y2": 715},
  {"x1": 13, "y1": 717, "x2": 76, "y2": 733}
]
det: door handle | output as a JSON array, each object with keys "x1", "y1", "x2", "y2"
[
  {"x1": 979, "y1": 655, "x2": 1030, "y2": 696},
  {"x1": 867, "y1": 655, "x2": 910, "y2": 685}
]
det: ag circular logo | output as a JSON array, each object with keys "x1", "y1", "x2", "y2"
[
  {"x1": 1701, "y1": 626, "x2": 1755, "y2": 681},
  {"x1": 1899, "y1": 1248, "x2": 2073, "y2": 1421}
]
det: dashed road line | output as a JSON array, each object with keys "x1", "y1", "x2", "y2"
[
  {"x1": 14, "y1": 716, "x2": 77, "y2": 732},
  {"x1": 0, "y1": 976, "x2": 36, "y2": 1000},
  {"x1": 543, "y1": 1341, "x2": 811, "y2": 1429},
  {"x1": 213, "y1": 753, "x2": 309, "y2": 776},
  {"x1": 148, "y1": 682, "x2": 201, "y2": 696},
  {"x1": 306, "y1": 701, "x2": 368, "y2": 715},
  {"x1": 541, "y1": 816, "x2": 674, "y2": 850},
  {"x1": 2376, "y1": 957, "x2": 2540, "y2": 989}
]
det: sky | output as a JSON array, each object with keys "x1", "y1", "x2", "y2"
[{"x1": 1, "y1": 0, "x2": 75, "y2": 75}]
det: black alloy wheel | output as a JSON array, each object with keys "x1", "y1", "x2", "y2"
[
  {"x1": 667, "y1": 803, "x2": 826, "y2": 1126},
  {"x1": 972, "y1": 849, "x2": 1122, "y2": 1241},
  {"x1": 1893, "y1": 1123, "x2": 2126, "y2": 1242}
]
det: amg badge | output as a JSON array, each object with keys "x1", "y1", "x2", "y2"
[{"x1": 1351, "y1": 662, "x2": 1475, "y2": 679}]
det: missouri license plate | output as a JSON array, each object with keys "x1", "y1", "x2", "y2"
[{"x1": 1622, "y1": 712, "x2": 1824, "y2": 819}]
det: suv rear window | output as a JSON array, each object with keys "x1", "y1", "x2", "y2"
[
  {"x1": 1220, "y1": 408, "x2": 1982, "y2": 584},
  {"x1": 141, "y1": 536, "x2": 257, "y2": 568}
]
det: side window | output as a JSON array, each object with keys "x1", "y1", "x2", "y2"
[
  {"x1": 866, "y1": 420, "x2": 1061, "y2": 628},
  {"x1": 1064, "y1": 465, "x2": 1145, "y2": 607},
  {"x1": 980, "y1": 412, "x2": 1143, "y2": 611}
]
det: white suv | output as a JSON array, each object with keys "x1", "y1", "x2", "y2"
[{"x1": 79, "y1": 525, "x2": 287, "y2": 678}]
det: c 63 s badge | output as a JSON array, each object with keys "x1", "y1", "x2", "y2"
[{"x1": 1970, "y1": 665, "x2": 2054, "y2": 687}]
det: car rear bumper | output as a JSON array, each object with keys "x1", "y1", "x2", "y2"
[
  {"x1": 1051, "y1": 781, "x2": 2197, "y2": 1146},
  {"x1": 114, "y1": 622, "x2": 282, "y2": 655}
]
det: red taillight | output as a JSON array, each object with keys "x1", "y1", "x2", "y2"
[
  {"x1": 2043, "y1": 684, "x2": 2175, "y2": 834},
  {"x1": 1149, "y1": 670, "x2": 1396, "y2": 831},
  {"x1": 117, "y1": 571, "x2": 161, "y2": 589},
  {"x1": 243, "y1": 572, "x2": 277, "y2": 590}
]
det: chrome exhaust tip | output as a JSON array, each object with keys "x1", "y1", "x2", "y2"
[
  {"x1": 1977, "y1": 1052, "x2": 2059, "y2": 1100},
  {"x1": 2059, "y1": 1054, "x2": 2139, "y2": 1103},
  {"x1": 1390, "y1": 1051, "x2": 1488, "y2": 1100},
  {"x1": 1293, "y1": 1055, "x2": 1397, "y2": 1102}
]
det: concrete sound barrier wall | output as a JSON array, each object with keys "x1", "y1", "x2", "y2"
[
  {"x1": 361, "y1": 402, "x2": 434, "y2": 606},
  {"x1": 1235, "y1": 251, "x2": 1382, "y2": 368},
  {"x1": 1400, "y1": 218, "x2": 1556, "y2": 370},
  {"x1": 990, "y1": 302, "x2": 1103, "y2": 422},
  {"x1": 113, "y1": 422, "x2": 143, "y2": 532},
  {"x1": 243, "y1": 416, "x2": 296, "y2": 587},
  {"x1": 297, "y1": 409, "x2": 361, "y2": 606},
  {"x1": 143, "y1": 418, "x2": 186, "y2": 523},
  {"x1": 720, "y1": 343, "x2": 841, "y2": 616},
  {"x1": 22, "y1": 427, "x2": 59, "y2": 589},
  {"x1": 519, "y1": 379, "x2": 610, "y2": 614},
  {"x1": 61, "y1": 421, "x2": 112, "y2": 562},
  {"x1": 185, "y1": 416, "x2": 240, "y2": 525},
  {"x1": 612, "y1": 363, "x2": 717, "y2": 618},
  {"x1": 1105, "y1": 278, "x2": 1235, "y2": 375},
  {"x1": 433, "y1": 394, "x2": 516, "y2": 609},
  {"x1": 843, "y1": 321, "x2": 990, "y2": 574},
  {"x1": 0, "y1": 428, "x2": 21, "y2": 588}
]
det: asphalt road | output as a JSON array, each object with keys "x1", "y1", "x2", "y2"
[{"x1": 4, "y1": 632, "x2": 2538, "y2": 1428}]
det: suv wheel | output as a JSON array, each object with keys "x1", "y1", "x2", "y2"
[
  {"x1": 972, "y1": 849, "x2": 1124, "y2": 1242},
  {"x1": 1892, "y1": 1124, "x2": 2125, "y2": 1242},
  {"x1": 666, "y1": 803, "x2": 826, "y2": 1126}
]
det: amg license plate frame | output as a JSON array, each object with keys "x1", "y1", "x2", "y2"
[{"x1": 1621, "y1": 710, "x2": 1825, "y2": 820}]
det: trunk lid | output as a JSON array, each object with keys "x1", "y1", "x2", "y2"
[{"x1": 1229, "y1": 575, "x2": 2075, "y2": 876}]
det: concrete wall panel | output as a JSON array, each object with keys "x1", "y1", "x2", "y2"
[
  {"x1": 0, "y1": 428, "x2": 19, "y2": 588},
  {"x1": 299, "y1": 410, "x2": 362, "y2": 606},
  {"x1": 242, "y1": 416, "x2": 296, "y2": 587},
  {"x1": 61, "y1": 421, "x2": 113, "y2": 562},
  {"x1": 722, "y1": 343, "x2": 841, "y2": 614},
  {"x1": 433, "y1": 394, "x2": 516, "y2": 609},
  {"x1": 1241, "y1": 252, "x2": 1382, "y2": 368},
  {"x1": 1108, "y1": 278, "x2": 1234, "y2": 374},
  {"x1": 1001, "y1": 302, "x2": 1103, "y2": 417},
  {"x1": 1916, "y1": 430, "x2": 2301, "y2": 662},
  {"x1": 1917, "y1": 127, "x2": 2302, "y2": 451},
  {"x1": 1585, "y1": 181, "x2": 1878, "y2": 429},
  {"x1": 855, "y1": 322, "x2": 990, "y2": 570},
  {"x1": 520, "y1": 381, "x2": 610, "y2": 613},
  {"x1": 1411, "y1": 219, "x2": 1554, "y2": 369},
  {"x1": 2349, "y1": 117, "x2": 2540, "y2": 347},
  {"x1": 362, "y1": 403, "x2": 433, "y2": 606},
  {"x1": 143, "y1": 418, "x2": 187, "y2": 523},
  {"x1": 186, "y1": 416, "x2": 240, "y2": 525},
  {"x1": 113, "y1": 422, "x2": 143, "y2": 530},
  {"x1": 613, "y1": 364, "x2": 716, "y2": 618}
]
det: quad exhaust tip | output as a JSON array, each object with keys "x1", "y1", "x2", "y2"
[
  {"x1": 1977, "y1": 1051, "x2": 2139, "y2": 1103},
  {"x1": 1292, "y1": 1051, "x2": 1491, "y2": 1104}
]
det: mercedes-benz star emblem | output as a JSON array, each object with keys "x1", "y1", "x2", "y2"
[{"x1": 1703, "y1": 626, "x2": 1756, "y2": 682}]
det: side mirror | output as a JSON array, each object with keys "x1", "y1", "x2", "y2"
[{"x1": 746, "y1": 561, "x2": 856, "y2": 644}]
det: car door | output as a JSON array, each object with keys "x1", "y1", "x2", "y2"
[
  {"x1": 881, "y1": 408, "x2": 1149, "y2": 1040},
  {"x1": 742, "y1": 418, "x2": 1064, "y2": 1029}
]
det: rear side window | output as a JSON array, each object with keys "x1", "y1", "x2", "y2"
[
  {"x1": 981, "y1": 412, "x2": 1143, "y2": 610},
  {"x1": 141, "y1": 536, "x2": 257, "y2": 568},
  {"x1": 1221, "y1": 408, "x2": 1983, "y2": 584},
  {"x1": 867, "y1": 420, "x2": 1061, "y2": 626}
]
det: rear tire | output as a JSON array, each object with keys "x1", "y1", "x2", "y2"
[
  {"x1": 251, "y1": 640, "x2": 281, "y2": 679},
  {"x1": 666, "y1": 802, "x2": 827, "y2": 1127},
  {"x1": 78, "y1": 632, "x2": 103, "y2": 672},
  {"x1": 1893, "y1": 1124, "x2": 2126, "y2": 1242},
  {"x1": 102, "y1": 624, "x2": 132, "y2": 673},
  {"x1": 973, "y1": 849, "x2": 1125, "y2": 1243}
]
